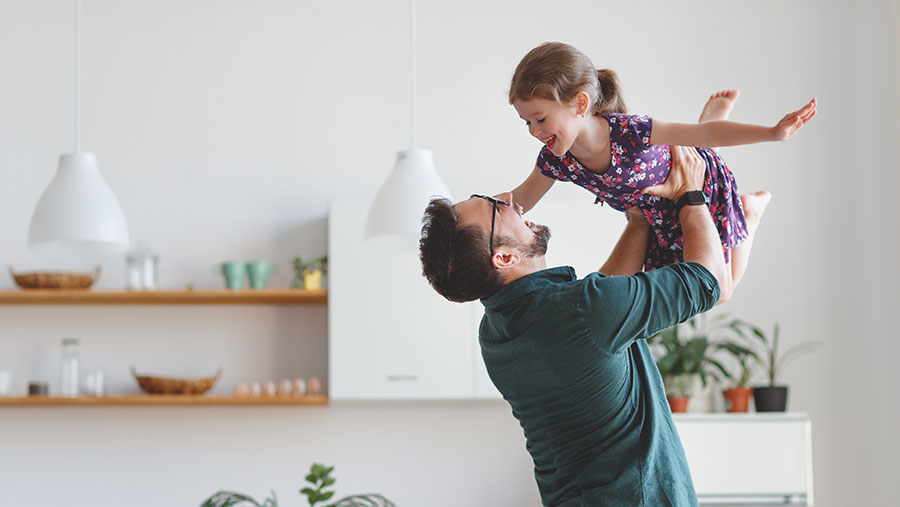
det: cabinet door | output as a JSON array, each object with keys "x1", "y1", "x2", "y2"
[
  {"x1": 329, "y1": 200, "x2": 478, "y2": 399},
  {"x1": 674, "y1": 414, "x2": 813, "y2": 505}
]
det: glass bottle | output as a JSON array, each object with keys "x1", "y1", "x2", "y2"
[
  {"x1": 125, "y1": 243, "x2": 159, "y2": 290},
  {"x1": 60, "y1": 338, "x2": 80, "y2": 397}
]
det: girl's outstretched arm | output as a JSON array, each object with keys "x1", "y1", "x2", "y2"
[
  {"x1": 512, "y1": 165, "x2": 555, "y2": 213},
  {"x1": 651, "y1": 98, "x2": 817, "y2": 148}
]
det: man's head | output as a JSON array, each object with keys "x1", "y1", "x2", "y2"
[{"x1": 419, "y1": 192, "x2": 551, "y2": 302}]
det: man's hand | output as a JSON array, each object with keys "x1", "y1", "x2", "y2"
[
  {"x1": 641, "y1": 145, "x2": 707, "y2": 203},
  {"x1": 625, "y1": 206, "x2": 648, "y2": 226}
]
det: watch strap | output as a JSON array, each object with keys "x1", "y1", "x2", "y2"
[{"x1": 675, "y1": 190, "x2": 708, "y2": 211}]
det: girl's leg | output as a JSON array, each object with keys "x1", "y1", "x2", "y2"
[
  {"x1": 699, "y1": 90, "x2": 740, "y2": 152},
  {"x1": 719, "y1": 191, "x2": 772, "y2": 303},
  {"x1": 698, "y1": 90, "x2": 740, "y2": 123}
]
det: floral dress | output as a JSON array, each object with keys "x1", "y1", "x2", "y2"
[{"x1": 536, "y1": 114, "x2": 748, "y2": 270}]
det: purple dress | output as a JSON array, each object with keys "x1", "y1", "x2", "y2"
[{"x1": 536, "y1": 114, "x2": 748, "y2": 270}]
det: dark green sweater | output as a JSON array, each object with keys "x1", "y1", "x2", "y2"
[{"x1": 479, "y1": 264, "x2": 719, "y2": 506}]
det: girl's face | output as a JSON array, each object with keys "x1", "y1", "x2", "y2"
[{"x1": 513, "y1": 97, "x2": 580, "y2": 157}]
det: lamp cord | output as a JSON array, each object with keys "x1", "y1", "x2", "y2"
[
  {"x1": 410, "y1": 0, "x2": 416, "y2": 151},
  {"x1": 74, "y1": 0, "x2": 81, "y2": 154}
]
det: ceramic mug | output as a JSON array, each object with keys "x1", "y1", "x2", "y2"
[
  {"x1": 0, "y1": 370, "x2": 11, "y2": 396},
  {"x1": 218, "y1": 261, "x2": 246, "y2": 290},
  {"x1": 83, "y1": 369, "x2": 105, "y2": 397},
  {"x1": 246, "y1": 261, "x2": 278, "y2": 290}
]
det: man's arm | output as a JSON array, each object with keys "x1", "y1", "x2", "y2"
[
  {"x1": 642, "y1": 145, "x2": 728, "y2": 293},
  {"x1": 599, "y1": 208, "x2": 650, "y2": 276},
  {"x1": 583, "y1": 146, "x2": 729, "y2": 354}
]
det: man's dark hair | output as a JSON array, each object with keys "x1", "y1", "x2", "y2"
[{"x1": 419, "y1": 198, "x2": 505, "y2": 302}]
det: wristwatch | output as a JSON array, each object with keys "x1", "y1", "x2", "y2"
[{"x1": 675, "y1": 190, "x2": 709, "y2": 211}]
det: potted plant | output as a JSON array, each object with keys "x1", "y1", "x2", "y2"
[
  {"x1": 710, "y1": 340, "x2": 759, "y2": 412},
  {"x1": 201, "y1": 462, "x2": 394, "y2": 507},
  {"x1": 291, "y1": 255, "x2": 328, "y2": 291},
  {"x1": 648, "y1": 314, "x2": 731, "y2": 413},
  {"x1": 731, "y1": 321, "x2": 822, "y2": 412}
]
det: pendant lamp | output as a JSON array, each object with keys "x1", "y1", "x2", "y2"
[
  {"x1": 28, "y1": 0, "x2": 129, "y2": 253},
  {"x1": 364, "y1": 0, "x2": 453, "y2": 240}
]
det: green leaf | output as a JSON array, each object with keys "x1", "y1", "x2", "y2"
[
  {"x1": 321, "y1": 477, "x2": 336, "y2": 488},
  {"x1": 200, "y1": 491, "x2": 264, "y2": 507},
  {"x1": 321, "y1": 491, "x2": 335, "y2": 501},
  {"x1": 707, "y1": 358, "x2": 731, "y2": 383}
]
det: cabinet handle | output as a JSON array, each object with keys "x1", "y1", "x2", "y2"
[{"x1": 386, "y1": 375, "x2": 418, "y2": 382}]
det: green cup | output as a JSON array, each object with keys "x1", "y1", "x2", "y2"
[
  {"x1": 246, "y1": 261, "x2": 274, "y2": 289},
  {"x1": 220, "y1": 261, "x2": 246, "y2": 290}
]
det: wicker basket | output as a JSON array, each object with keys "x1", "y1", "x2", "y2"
[
  {"x1": 9, "y1": 265, "x2": 101, "y2": 290},
  {"x1": 131, "y1": 367, "x2": 222, "y2": 395}
]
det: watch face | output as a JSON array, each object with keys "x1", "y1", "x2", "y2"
[
  {"x1": 678, "y1": 191, "x2": 708, "y2": 209},
  {"x1": 687, "y1": 191, "x2": 706, "y2": 205}
]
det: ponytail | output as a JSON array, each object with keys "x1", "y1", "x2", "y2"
[
  {"x1": 594, "y1": 69, "x2": 627, "y2": 114},
  {"x1": 509, "y1": 42, "x2": 627, "y2": 116}
]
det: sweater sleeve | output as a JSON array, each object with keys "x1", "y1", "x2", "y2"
[{"x1": 580, "y1": 262, "x2": 720, "y2": 354}]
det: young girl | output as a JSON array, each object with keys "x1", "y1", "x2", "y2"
[{"x1": 509, "y1": 42, "x2": 816, "y2": 302}]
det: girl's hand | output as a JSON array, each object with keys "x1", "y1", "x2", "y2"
[{"x1": 772, "y1": 98, "x2": 817, "y2": 141}]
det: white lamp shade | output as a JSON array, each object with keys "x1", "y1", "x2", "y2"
[
  {"x1": 28, "y1": 153, "x2": 129, "y2": 253},
  {"x1": 364, "y1": 148, "x2": 453, "y2": 240}
]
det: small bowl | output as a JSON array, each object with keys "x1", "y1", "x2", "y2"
[
  {"x1": 9, "y1": 265, "x2": 101, "y2": 290},
  {"x1": 130, "y1": 367, "x2": 222, "y2": 395}
]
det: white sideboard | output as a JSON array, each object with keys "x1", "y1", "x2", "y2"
[{"x1": 675, "y1": 413, "x2": 814, "y2": 506}]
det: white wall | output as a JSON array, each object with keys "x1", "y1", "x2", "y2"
[{"x1": 0, "y1": 1, "x2": 897, "y2": 505}]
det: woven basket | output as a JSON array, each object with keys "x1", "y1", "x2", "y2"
[
  {"x1": 131, "y1": 367, "x2": 222, "y2": 395},
  {"x1": 9, "y1": 265, "x2": 101, "y2": 290}
]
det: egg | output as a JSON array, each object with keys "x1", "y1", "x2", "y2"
[
  {"x1": 292, "y1": 378, "x2": 307, "y2": 396},
  {"x1": 307, "y1": 377, "x2": 321, "y2": 395},
  {"x1": 233, "y1": 382, "x2": 251, "y2": 397}
]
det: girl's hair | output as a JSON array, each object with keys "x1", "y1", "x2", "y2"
[{"x1": 508, "y1": 42, "x2": 627, "y2": 115}]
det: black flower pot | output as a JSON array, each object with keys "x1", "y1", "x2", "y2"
[{"x1": 753, "y1": 386, "x2": 788, "y2": 412}]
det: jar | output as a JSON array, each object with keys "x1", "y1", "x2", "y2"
[
  {"x1": 125, "y1": 243, "x2": 159, "y2": 290},
  {"x1": 60, "y1": 338, "x2": 80, "y2": 397}
]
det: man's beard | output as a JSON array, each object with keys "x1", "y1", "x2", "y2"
[{"x1": 524, "y1": 224, "x2": 551, "y2": 257}]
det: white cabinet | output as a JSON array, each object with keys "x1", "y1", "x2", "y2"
[
  {"x1": 328, "y1": 198, "x2": 623, "y2": 400},
  {"x1": 328, "y1": 200, "x2": 486, "y2": 399},
  {"x1": 675, "y1": 413, "x2": 814, "y2": 505}
]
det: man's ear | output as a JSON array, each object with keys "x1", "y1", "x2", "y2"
[{"x1": 491, "y1": 246, "x2": 521, "y2": 270}]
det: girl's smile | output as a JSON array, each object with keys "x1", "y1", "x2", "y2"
[{"x1": 513, "y1": 97, "x2": 579, "y2": 157}]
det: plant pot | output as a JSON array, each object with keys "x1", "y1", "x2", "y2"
[
  {"x1": 667, "y1": 396, "x2": 689, "y2": 413},
  {"x1": 753, "y1": 386, "x2": 788, "y2": 412},
  {"x1": 303, "y1": 269, "x2": 323, "y2": 290},
  {"x1": 722, "y1": 387, "x2": 753, "y2": 413}
]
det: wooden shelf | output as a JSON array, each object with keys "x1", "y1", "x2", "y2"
[
  {"x1": 0, "y1": 395, "x2": 329, "y2": 406},
  {"x1": 0, "y1": 289, "x2": 327, "y2": 305}
]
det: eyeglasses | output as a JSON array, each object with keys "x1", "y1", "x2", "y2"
[{"x1": 470, "y1": 194, "x2": 510, "y2": 258}]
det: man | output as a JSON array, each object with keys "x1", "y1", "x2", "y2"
[{"x1": 418, "y1": 146, "x2": 729, "y2": 506}]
